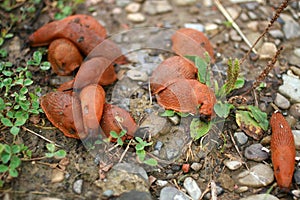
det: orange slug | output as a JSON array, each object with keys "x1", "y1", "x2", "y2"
[
  {"x1": 171, "y1": 28, "x2": 215, "y2": 62},
  {"x1": 270, "y1": 112, "x2": 296, "y2": 190},
  {"x1": 150, "y1": 56, "x2": 197, "y2": 94},
  {"x1": 80, "y1": 84, "x2": 105, "y2": 138}
]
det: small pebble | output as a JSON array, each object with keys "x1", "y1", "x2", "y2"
[
  {"x1": 168, "y1": 115, "x2": 180, "y2": 125},
  {"x1": 51, "y1": 169, "x2": 64, "y2": 183},
  {"x1": 240, "y1": 194, "x2": 279, "y2": 200},
  {"x1": 234, "y1": 131, "x2": 248, "y2": 146},
  {"x1": 204, "y1": 185, "x2": 223, "y2": 199},
  {"x1": 238, "y1": 163, "x2": 274, "y2": 187},
  {"x1": 294, "y1": 48, "x2": 300, "y2": 57},
  {"x1": 154, "y1": 141, "x2": 163, "y2": 151},
  {"x1": 184, "y1": 23, "x2": 204, "y2": 32},
  {"x1": 183, "y1": 177, "x2": 202, "y2": 200},
  {"x1": 156, "y1": 180, "x2": 168, "y2": 187},
  {"x1": 182, "y1": 164, "x2": 190, "y2": 173},
  {"x1": 127, "y1": 13, "x2": 146, "y2": 23},
  {"x1": 173, "y1": 0, "x2": 197, "y2": 6},
  {"x1": 102, "y1": 190, "x2": 114, "y2": 197},
  {"x1": 290, "y1": 103, "x2": 300, "y2": 119},
  {"x1": 224, "y1": 159, "x2": 243, "y2": 170},
  {"x1": 292, "y1": 189, "x2": 300, "y2": 198},
  {"x1": 126, "y1": 69, "x2": 148, "y2": 81},
  {"x1": 73, "y1": 179, "x2": 83, "y2": 194},
  {"x1": 125, "y1": 2, "x2": 141, "y2": 13},
  {"x1": 279, "y1": 75, "x2": 300, "y2": 103},
  {"x1": 244, "y1": 143, "x2": 269, "y2": 161},
  {"x1": 190, "y1": 162, "x2": 202, "y2": 171},
  {"x1": 258, "y1": 42, "x2": 277, "y2": 59},
  {"x1": 291, "y1": 66, "x2": 300, "y2": 77},
  {"x1": 235, "y1": 186, "x2": 248, "y2": 193},
  {"x1": 274, "y1": 93, "x2": 290, "y2": 109},
  {"x1": 160, "y1": 186, "x2": 190, "y2": 200},
  {"x1": 293, "y1": 130, "x2": 300, "y2": 150}
]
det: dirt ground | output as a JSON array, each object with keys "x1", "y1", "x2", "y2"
[{"x1": 1, "y1": 0, "x2": 300, "y2": 199}]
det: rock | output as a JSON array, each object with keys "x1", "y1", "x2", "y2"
[
  {"x1": 248, "y1": 11, "x2": 257, "y2": 20},
  {"x1": 274, "y1": 93, "x2": 291, "y2": 109},
  {"x1": 217, "y1": 173, "x2": 235, "y2": 191},
  {"x1": 203, "y1": 184, "x2": 223, "y2": 199},
  {"x1": 283, "y1": 18, "x2": 300, "y2": 39},
  {"x1": 292, "y1": 189, "x2": 300, "y2": 198},
  {"x1": 127, "y1": 69, "x2": 148, "y2": 81},
  {"x1": 224, "y1": 159, "x2": 243, "y2": 170},
  {"x1": 156, "y1": 180, "x2": 168, "y2": 187},
  {"x1": 279, "y1": 75, "x2": 300, "y2": 103},
  {"x1": 245, "y1": 32, "x2": 263, "y2": 49},
  {"x1": 235, "y1": 186, "x2": 248, "y2": 193},
  {"x1": 234, "y1": 131, "x2": 248, "y2": 146},
  {"x1": 237, "y1": 163, "x2": 274, "y2": 187},
  {"x1": 137, "y1": 112, "x2": 171, "y2": 138},
  {"x1": 294, "y1": 168, "x2": 300, "y2": 185},
  {"x1": 127, "y1": 13, "x2": 146, "y2": 23},
  {"x1": 168, "y1": 115, "x2": 180, "y2": 125},
  {"x1": 290, "y1": 103, "x2": 300, "y2": 118},
  {"x1": 269, "y1": 29, "x2": 284, "y2": 39},
  {"x1": 204, "y1": 23, "x2": 219, "y2": 35},
  {"x1": 190, "y1": 162, "x2": 202, "y2": 171},
  {"x1": 258, "y1": 42, "x2": 277, "y2": 59},
  {"x1": 173, "y1": 0, "x2": 197, "y2": 6},
  {"x1": 240, "y1": 194, "x2": 279, "y2": 200},
  {"x1": 51, "y1": 169, "x2": 64, "y2": 183},
  {"x1": 184, "y1": 23, "x2": 205, "y2": 32},
  {"x1": 160, "y1": 186, "x2": 190, "y2": 200},
  {"x1": 291, "y1": 66, "x2": 300, "y2": 77},
  {"x1": 73, "y1": 179, "x2": 83, "y2": 194},
  {"x1": 154, "y1": 141, "x2": 163, "y2": 151},
  {"x1": 230, "y1": 29, "x2": 242, "y2": 42},
  {"x1": 102, "y1": 190, "x2": 114, "y2": 198},
  {"x1": 116, "y1": 190, "x2": 152, "y2": 200},
  {"x1": 95, "y1": 163, "x2": 149, "y2": 196},
  {"x1": 143, "y1": 0, "x2": 172, "y2": 15},
  {"x1": 293, "y1": 130, "x2": 300, "y2": 150},
  {"x1": 294, "y1": 48, "x2": 300, "y2": 58},
  {"x1": 116, "y1": 0, "x2": 131, "y2": 7},
  {"x1": 125, "y1": 2, "x2": 141, "y2": 13},
  {"x1": 183, "y1": 177, "x2": 202, "y2": 200},
  {"x1": 244, "y1": 143, "x2": 269, "y2": 161}
]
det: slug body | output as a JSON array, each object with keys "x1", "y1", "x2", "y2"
[{"x1": 270, "y1": 112, "x2": 295, "y2": 190}]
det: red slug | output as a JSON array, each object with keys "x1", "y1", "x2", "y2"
[
  {"x1": 171, "y1": 28, "x2": 215, "y2": 62},
  {"x1": 150, "y1": 56, "x2": 197, "y2": 94},
  {"x1": 270, "y1": 112, "x2": 296, "y2": 190}
]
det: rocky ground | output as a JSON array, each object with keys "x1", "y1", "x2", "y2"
[{"x1": 1, "y1": 0, "x2": 300, "y2": 199}]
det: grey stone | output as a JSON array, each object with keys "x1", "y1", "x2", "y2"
[
  {"x1": 279, "y1": 74, "x2": 300, "y2": 103},
  {"x1": 234, "y1": 131, "x2": 248, "y2": 146},
  {"x1": 294, "y1": 168, "x2": 300, "y2": 185},
  {"x1": 116, "y1": 190, "x2": 152, "y2": 200},
  {"x1": 292, "y1": 189, "x2": 300, "y2": 198},
  {"x1": 190, "y1": 162, "x2": 202, "y2": 171},
  {"x1": 183, "y1": 177, "x2": 202, "y2": 200},
  {"x1": 73, "y1": 179, "x2": 83, "y2": 194},
  {"x1": 160, "y1": 186, "x2": 190, "y2": 200},
  {"x1": 143, "y1": 0, "x2": 172, "y2": 15},
  {"x1": 168, "y1": 115, "x2": 180, "y2": 125},
  {"x1": 113, "y1": 163, "x2": 148, "y2": 181},
  {"x1": 224, "y1": 159, "x2": 243, "y2": 170},
  {"x1": 293, "y1": 130, "x2": 300, "y2": 150},
  {"x1": 154, "y1": 141, "x2": 163, "y2": 151},
  {"x1": 103, "y1": 190, "x2": 114, "y2": 197},
  {"x1": 240, "y1": 194, "x2": 279, "y2": 200},
  {"x1": 294, "y1": 48, "x2": 300, "y2": 57},
  {"x1": 274, "y1": 93, "x2": 291, "y2": 109},
  {"x1": 156, "y1": 180, "x2": 168, "y2": 187},
  {"x1": 237, "y1": 163, "x2": 274, "y2": 187},
  {"x1": 203, "y1": 185, "x2": 223, "y2": 199},
  {"x1": 244, "y1": 143, "x2": 269, "y2": 161},
  {"x1": 269, "y1": 29, "x2": 284, "y2": 39},
  {"x1": 283, "y1": 19, "x2": 300, "y2": 39}
]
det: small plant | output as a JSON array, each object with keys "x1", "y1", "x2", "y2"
[
  {"x1": 45, "y1": 143, "x2": 66, "y2": 159},
  {"x1": 53, "y1": 0, "x2": 85, "y2": 20},
  {"x1": 27, "y1": 50, "x2": 51, "y2": 71},
  {"x1": 109, "y1": 130, "x2": 127, "y2": 146},
  {"x1": 0, "y1": 143, "x2": 31, "y2": 187},
  {"x1": 135, "y1": 137, "x2": 157, "y2": 166}
]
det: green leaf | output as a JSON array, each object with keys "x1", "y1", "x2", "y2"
[
  {"x1": 20, "y1": 87, "x2": 28, "y2": 95},
  {"x1": 9, "y1": 156, "x2": 21, "y2": 169},
  {"x1": 137, "y1": 150, "x2": 146, "y2": 161},
  {"x1": 8, "y1": 168, "x2": 18, "y2": 177},
  {"x1": 0, "y1": 98, "x2": 5, "y2": 110},
  {"x1": 214, "y1": 102, "x2": 234, "y2": 118},
  {"x1": 135, "y1": 137, "x2": 144, "y2": 144},
  {"x1": 117, "y1": 138, "x2": 123, "y2": 146},
  {"x1": 109, "y1": 131, "x2": 119, "y2": 138},
  {"x1": 195, "y1": 56, "x2": 209, "y2": 84},
  {"x1": 45, "y1": 152, "x2": 55, "y2": 158},
  {"x1": 135, "y1": 143, "x2": 144, "y2": 151},
  {"x1": 119, "y1": 129, "x2": 127, "y2": 137},
  {"x1": 54, "y1": 150, "x2": 67, "y2": 159},
  {"x1": 2, "y1": 70, "x2": 13, "y2": 76},
  {"x1": 190, "y1": 118, "x2": 211, "y2": 140},
  {"x1": 46, "y1": 143, "x2": 56, "y2": 153},
  {"x1": 160, "y1": 110, "x2": 175, "y2": 117},
  {"x1": 235, "y1": 110, "x2": 264, "y2": 140},
  {"x1": 10, "y1": 126, "x2": 20, "y2": 135},
  {"x1": 14, "y1": 117, "x2": 27, "y2": 126},
  {"x1": 0, "y1": 164, "x2": 9, "y2": 173},
  {"x1": 176, "y1": 112, "x2": 190, "y2": 117},
  {"x1": 1, "y1": 118, "x2": 13, "y2": 127},
  {"x1": 234, "y1": 77, "x2": 245, "y2": 89},
  {"x1": 40, "y1": 62, "x2": 51, "y2": 71},
  {"x1": 14, "y1": 78, "x2": 24, "y2": 85},
  {"x1": 1, "y1": 152, "x2": 11, "y2": 164},
  {"x1": 24, "y1": 79, "x2": 33, "y2": 86},
  {"x1": 33, "y1": 51, "x2": 42, "y2": 64},
  {"x1": 143, "y1": 158, "x2": 158, "y2": 166},
  {"x1": 0, "y1": 144, "x2": 4, "y2": 154},
  {"x1": 247, "y1": 105, "x2": 269, "y2": 131},
  {"x1": 11, "y1": 145, "x2": 21, "y2": 154}
]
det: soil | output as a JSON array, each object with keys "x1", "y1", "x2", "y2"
[{"x1": 0, "y1": 0, "x2": 300, "y2": 200}]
